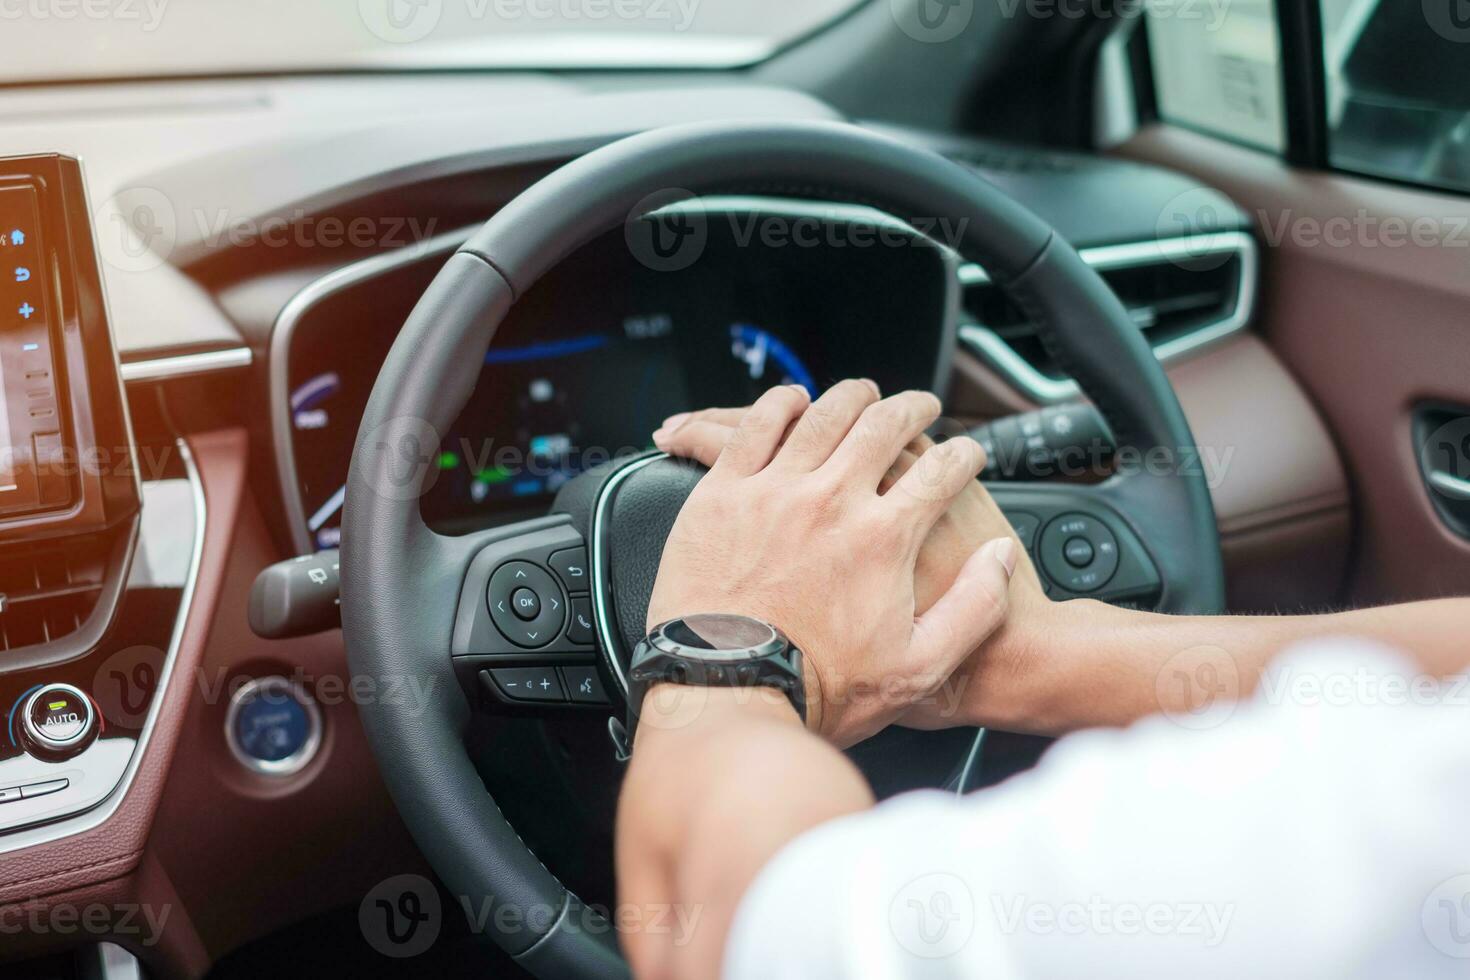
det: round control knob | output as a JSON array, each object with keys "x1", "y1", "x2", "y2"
[{"x1": 21, "y1": 683, "x2": 98, "y2": 759}]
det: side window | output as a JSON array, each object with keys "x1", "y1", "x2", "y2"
[
  {"x1": 1321, "y1": 0, "x2": 1470, "y2": 194},
  {"x1": 1143, "y1": 0, "x2": 1286, "y2": 152}
]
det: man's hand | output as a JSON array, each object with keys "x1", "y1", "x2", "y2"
[
  {"x1": 646, "y1": 380, "x2": 1018, "y2": 746},
  {"x1": 652, "y1": 392, "x2": 1051, "y2": 731}
]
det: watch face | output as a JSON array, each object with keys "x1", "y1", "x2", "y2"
[{"x1": 657, "y1": 614, "x2": 780, "y2": 660}]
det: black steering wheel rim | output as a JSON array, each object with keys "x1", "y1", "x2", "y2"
[{"x1": 340, "y1": 119, "x2": 1224, "y2": 977}]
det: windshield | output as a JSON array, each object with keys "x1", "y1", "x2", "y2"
[{"x1": 0, "y1": 0, "x2": 863, "y2": 83}]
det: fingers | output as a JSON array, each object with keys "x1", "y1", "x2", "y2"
[
  {"x1": 826, "y1": 390, "x2": 942, "y2": 487},
  {"x1": 654, "y1": 420, "x2": 730, "y2": 467},
  {"x1": 771, "y1": 378, "x2": 880, "y2": 471},
  {"x1": 886, "y1": 436, "x2": 988, "y2": 535},
  {"x1": 905, "y1": 537, "x2": 1018, "y2": 676},
  {"x1": 713, "y1": 385, "x2": 810, "y2": 477}
]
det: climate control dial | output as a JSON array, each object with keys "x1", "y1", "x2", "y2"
[{"x1": 20, "y1": 683, "x2": 98, "y2": 759}]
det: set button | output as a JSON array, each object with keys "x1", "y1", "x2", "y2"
[{"x1": 487, "y1": 562, "x2": 566, "y2": 648}]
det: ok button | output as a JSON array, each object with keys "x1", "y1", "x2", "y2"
[{"x1": 511, "y1": 587, "x2": 541, "y2": 621}]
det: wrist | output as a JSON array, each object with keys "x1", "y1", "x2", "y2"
[
  {"x1": 632, "y1": 682, "x2": 803, "y2": 749},
  {"x1": 964, "y1": 596, "x2": 1138, "y2": 735}
]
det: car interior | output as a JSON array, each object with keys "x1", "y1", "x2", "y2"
[{"x1": 1, "y1": 0, "x2": 1468, "y2": 976}]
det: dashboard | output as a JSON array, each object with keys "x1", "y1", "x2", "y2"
[{"x1": 277, "y1": 200, "x2": 957, "y2": 550}]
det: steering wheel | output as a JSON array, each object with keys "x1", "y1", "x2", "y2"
[{"x1": 340, "y1": 120, "x2": 1224, "y2": 977}]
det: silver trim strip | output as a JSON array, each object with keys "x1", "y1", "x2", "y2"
[
  {"x1": 589, "y1": 453, "x2": 669, "y2": 698},
  {"x1": 224, "y1": 676, "x2": 323, "y2": 777},
  {"x1": 269, "y1": 225, "x2": 480, "y2": 555},
  {"x1": 957, "y1": 231, "x2": 1259, "y2": 404},
  {"x1": 1428, "y1": 469, "x2": 1470, "y2": 502},
  {"x1": 0, "y1": 439, "x2": 206, "y2": 855},
  {"x1": 120, "y1": 347, "x2": 253, "y2": 383}
]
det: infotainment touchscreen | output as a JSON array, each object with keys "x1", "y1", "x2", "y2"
[{"x1": 0, "y1": 181, "x2": 69, "y2": 517}]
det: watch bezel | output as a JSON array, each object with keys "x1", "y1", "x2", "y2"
[{"x1": 646, "y1": 613, "x2": 786, "y2": 663}]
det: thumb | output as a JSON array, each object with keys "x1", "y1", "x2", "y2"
[{"x1": 907, "y1": 537, "x2": 1018, "y2": 675}]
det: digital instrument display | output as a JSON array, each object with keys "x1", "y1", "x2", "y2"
[
  {"x1": 0, "y1": 182, "x2": 68, "y2": 518},
  {"x1": 285, "y1": 207, "x2": 952, "y2": 548}
]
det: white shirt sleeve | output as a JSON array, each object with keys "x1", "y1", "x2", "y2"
[{"x1": 723, "y1": 639, "x2": 1470, "y2": 980}]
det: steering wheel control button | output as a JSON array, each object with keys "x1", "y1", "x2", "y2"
[
  {"x1": 510, "y1": 587, "x2": 541, "y2": 621},
  {"x1": 560, "y1": 667, "x2": 609, "y2": 705},
  {"x1": 225, "y1": 676, "x2": 323, "y2": 776},
  {"x1": 566, "y1": 597, "x2": 596, "y2": 646},
  {"x1": 487, "y1": 561, "x2": 567, "y2": 648},
  {"x1": 1038, "y1": 513, "x2": 1120, "y2": 593},
  {"x1": 20, "y1": 683, "x2": 97, "y2": 758},
  {"x1": 486, "y1": 667, "x2": 564, "y2": 703},
  {"x1": 548, "y1": 548, "x2": 590, "y2": 592},
  {"x1": 1063, "y1": 536, "x2": 1096, "y2": 568}
]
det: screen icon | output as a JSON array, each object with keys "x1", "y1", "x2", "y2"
[
  {"x1": 14, "y1": 267, "x2": 29, "y2": 282},
  {"x1": 17, "y1": 302, "x2": 34, "y2": 320},
  {"x1": 7, "y1": 229, "x2": 25, "y2": 246}
]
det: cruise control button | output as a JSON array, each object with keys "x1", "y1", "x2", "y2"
[
  {"x1": 561, "y1": 667, "x2": 609, "y2": 705},
  {"x1": 487, "y1": 561, "x2": 567, "y2": 648},
  {"x1": 548, "y1": 548, "x2": 589, "y2": 591},
  {"x1": 510, "y1": 587, "x2": 541, "y2": 621},
  {"x1": 486, "y1": 667, "x2": 564, "y2": 703},
  {"x1": 1063, "y1": 536, "x2": 1095, "y2": 568},
  {"x1": 1037, "y1": 512, "x2": 1119, "y2": 593},
  {"x1": 1005, "y1": 511, "x2": 1041, "y2": 550},
  {"x1": 566, "y1": 597, "x2": 595, "y2": 646}
]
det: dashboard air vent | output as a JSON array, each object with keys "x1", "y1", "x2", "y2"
[
  {"x1": 0, "y1": 534, "x2": 111, "y2": 652},
  {"x1": 958, "y1": 233, "x2": 1257, "y2": 403}
]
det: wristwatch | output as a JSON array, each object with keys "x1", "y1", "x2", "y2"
[{"x1": 626, "y1": 613, "x2": 806, "y2": 740}]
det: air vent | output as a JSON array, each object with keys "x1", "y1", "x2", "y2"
[
  {"x1": 0, "y1": 534, "x2": 111, "y2": 651},
  {"x1": 958, "y1": 232, "x2": 1258, "y2": 403}
]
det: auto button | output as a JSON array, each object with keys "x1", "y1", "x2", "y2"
[{"x1": 20, "y1": 683, "x2": 97, "y2": 759}]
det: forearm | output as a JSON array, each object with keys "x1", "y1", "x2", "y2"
[
  {"x1": 616, "y1": 686, "x2": 873, "y2": 980},
  {"x1": 977, "y1": 596, "x2": 1470, "y2": 735}
]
